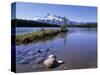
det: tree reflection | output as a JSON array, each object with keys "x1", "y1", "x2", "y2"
[{"x1": 60, "y1": 32, "x2": 68, "y2": 47}]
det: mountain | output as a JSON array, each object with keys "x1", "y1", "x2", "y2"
[
  {"x1": 12, "y1": 14, "x2": 97, "y2": 27},
  {"x1": 33, "y1": 14, "x2": 78, "y2": 26},
  {"x1": 11, "y1": 18, "x2": 97, "y2": 28}
]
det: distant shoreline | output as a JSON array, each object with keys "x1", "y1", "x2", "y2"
[{"x1": 12, "y1": 19, "x2": 97, "y2": 28}]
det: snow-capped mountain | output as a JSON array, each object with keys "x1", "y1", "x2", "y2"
[{"x1": 33, "y1": 14, "x2": 78, "y2": 26}]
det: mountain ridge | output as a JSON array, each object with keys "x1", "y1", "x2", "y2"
[{"x1": 33, "y1": 14, "x2": 97, "y2": 26}]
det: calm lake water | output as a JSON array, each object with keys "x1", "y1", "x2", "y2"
[
  {"x1": 16, "y1": 27, "x2": 97, "y2": 72},
  {"x1": 16, "y1": 27, "x2": 59, "y2": 35}
]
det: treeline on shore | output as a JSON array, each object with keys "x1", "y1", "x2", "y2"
[
  {"x1": 68, "y1": 23, "x2": 97, "y2": 28},
  {"x1": 12, "y1": 19, "x2": 97, "y2": 28},
  {"x1": 11, "y1": 19, "x2": 60, "y2": 27}
]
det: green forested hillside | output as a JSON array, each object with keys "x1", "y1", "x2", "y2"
[{"x1": 11, "y1": 19, "x2": 60, "y2": 27}]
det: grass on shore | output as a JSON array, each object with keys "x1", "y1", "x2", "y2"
[{"x1": 16, "y1": 29, "x2": 67, "y2": 45}]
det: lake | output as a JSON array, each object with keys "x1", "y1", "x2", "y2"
[
  {"x1": 16, "y1": 27, "x2": 97, "y2": 72},
  {"x1": 16, "y1": 27, "x2": 59, "y2": 35}
]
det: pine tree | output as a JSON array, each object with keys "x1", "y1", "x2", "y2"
[{"x1": 61, "y1": 16, "x2": 68, "y2": 31}]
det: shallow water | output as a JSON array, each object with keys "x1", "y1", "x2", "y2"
[{"x1": 16, "y1": 27, "x2": 97, "y2": 72}]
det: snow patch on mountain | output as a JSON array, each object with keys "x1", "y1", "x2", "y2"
[{"x1": 33, "y1": 14, "x2": 78, "y2": 26}]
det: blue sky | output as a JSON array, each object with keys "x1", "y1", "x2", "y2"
[{"x1": 12, "y1": 2, "x2": 97, "y2": 22}]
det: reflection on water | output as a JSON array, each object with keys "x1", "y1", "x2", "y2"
[
  {"x1": 16, "y1": 27, "x2": 59, "y2": 35},
  {"x1": 16, "y1": 27, "x2": 97, "y2": 72}
]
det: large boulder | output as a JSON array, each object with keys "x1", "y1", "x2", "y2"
[
  {"x1": 43, "y1": 55, "x2": 64, "y2": 69},
  {"x1": 43, "y1": 55, "x2": 57, "y2": 69}
]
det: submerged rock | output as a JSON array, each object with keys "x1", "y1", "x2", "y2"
[
  {"x1": 35, "y1": 57, "x2": 45, "y2": 64},
  {"x1": 18, "y1": 59, "x2": 30, "y2": 64}
]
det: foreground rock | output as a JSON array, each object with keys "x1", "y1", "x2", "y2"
[{"x1": 43, "y1": 55, "x2": 64, "y2": 69}]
